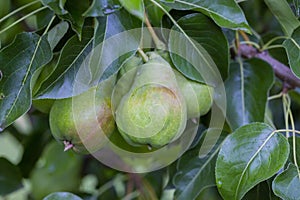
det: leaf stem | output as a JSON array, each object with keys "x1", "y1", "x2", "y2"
[
  {"x1": 267, "y1": 92, "x2": 283, "y2": 101},
  {"x1": 0, "y1": 6, "x2": 47, "y2": 35},
  {"x1": 144, "y1": 13, "x2": 166, "y2": 50},
  {"x1": 262, "y1": 36, "x2": 289, "y2": 51},
  {"x1": 285, "y1": 94, "x2": 300, "y2": 179},
  {"x1": 0, "y1": 0, "x2": 41, "y2": 23}
]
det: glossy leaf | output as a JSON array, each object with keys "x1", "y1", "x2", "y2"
[
  {"x1": 89, "y1": 9, "x2": 142, "y2": 85},
  {"x1": 35, "y1": 9, "x2": 141, "y2": 99},
  {"x1": 30, "y1": 141, "x2": 82, "y2": 199},
  {"x1": 47, "y1": 21, "x2": 69, "y2": 50},
  {"x1": 225, "y1": 59, "x2": 274, "y2": 130},
  {"x1": 84, "y1": 0, "x2": 121, "y2": 17},
  {"x1": 119, "y1": 0, "x2": 144, "y2": 20},
  {"x1": 216, "y1": 123, "x2": 290, "y2": 200},
  {"x1": 283, "y1": 26, "x2": 300, "y2": 79},
  {"x1": 34, "y1": 26, "x2": 94, "y2": 99},
  {"x1": 59, "y1": 0, "x2": 90, "y2": 39},
  {"x1": 264, "y1": 0, "x2": 300, "y2": 36},
  {"x1": 172, "y1": 13, "x2": 229, "y2": 80},
  {"x1": 43, "y1": 192, "x2": 83, "y2": 200},
  {"x1": 162, "y1": 0, "x2": 250, "y2": 32},
  {"x1": 168, "y1": 18, "x2": 222, "y2": 86},
  {"x1": 41, "y1": 0, "x2": 68, "y2": 15},
  {"x1": 0, "y1": 33, "x2": 52, "y2": 130},
  {"x1": 272, "y1": 164, "x2": 300, "y2": 200},
  {"x1": 0, "y1": 157, "x2": 23, "y2": 195},
  {"x1": 173, "y1": 129, "x2": 226, "y2": 200}
]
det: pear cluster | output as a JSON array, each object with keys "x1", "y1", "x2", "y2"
[{"x1": 48, "y1": 52, "x2": 214, "y2": 153}]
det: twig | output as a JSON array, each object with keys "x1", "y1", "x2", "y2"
[{"x1": 238, "y1": 44, "x2": 300, "y2": 91}]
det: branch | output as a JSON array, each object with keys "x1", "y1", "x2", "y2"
[{"x1": 238, "y1": 44, "x2": 300, "y2": 91}]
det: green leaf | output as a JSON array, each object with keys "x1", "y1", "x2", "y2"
[
  {"x1": 283, "y1": 26, "x2": 300, "y2": 79},
  {"x1": 119, "y1": 0, "x2": 144, "y2": 20},
  {"x1": 0, "y1": 157, "x2": 23, "y2": 196},
  {"x1": 30, "y1": 141, "x2": 82, "y2": 199},
  {"x1": 59, "y1": 0, "x2": 90, "y2": 39},
  {"x1": 225, "y1": 59, "x2": 274, "y2": 130},
  {"x1": 162, "y1": 0, "x2": 250, "y2": 32},
  {"x1": 168, "y1": 18, "x2": 223, "y2": 86},
  {"x1": 264, "y1": 0, "x2": 300, "y2": 36},
  {"x1": 242, "y1": 181, "x2": 280, "y2": 200},
  {"x1": 272, "y1": 164, "x2": 300, "y2": 200},
  {"x1": 47, "y1": 21, "x2": 69, "y2": 50},
  {"x1": 0, "y1": 33, "x2": 52, "y2": 130},
  {"x1": 172, "y1": 13, "x2": 229, "y2": 80},
  {"x1": 173, "y1": 129, "x2": 226, "y2": 200},
  {"x1": 84, "y1": 0, "x2": 121, "y2": 17},
  {"x1": 216, "y1": 123, "x2": 290, "y2": 200},
  {"x1": 34, "y1": 25, "x2": 94, "y2": 99},
  {"x1": 43, "y1": 192, "x2": 83, "y2": 200},
  {"x1": 35, "y1": 9, "x2": 142, "y2": 99},
  {"x1": 41, "y1": 0, "x2": 68, "y2": 15}
]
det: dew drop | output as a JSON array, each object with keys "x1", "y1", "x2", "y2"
[
  {"x1": 147, "y1": 144, "x2": 152, "y2": 150},
  {"x1": 217, "y1": 180, "x2": 223, "y2": 187},
  {"x1": 0, "y1": 93, "x2": 5, "y2": 99}
]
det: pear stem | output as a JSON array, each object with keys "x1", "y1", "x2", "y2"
[
  {"x1": 137, "y1": 48, "x2": 149, "y2": 62},
  {"x1": 63, "y1": 140, "x2": 74, "y2": 151},
  {"x1": 144, "y1": 13, "x2": 166, "y2": 50}
]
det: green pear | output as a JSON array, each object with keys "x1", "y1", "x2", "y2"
[
  {"x1": 115, "y1": 52, "x2": 187, "y2": 148},
  {"x1": 49, "y1": 77, "x2": 115, "y2": 154},
  {"x1": 174, "y1": 70, "x2": 214, "y2": 118}
]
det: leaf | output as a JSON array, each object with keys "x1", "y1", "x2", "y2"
[
  {"x1": 264, "y1": 0, "x2": 300, "y2": 36},
  {"x1": 35, "y1": 9, "x2": 142, "y2": 99},
  {"x1": 41, "y1": 0, "x2": 68, "y2": 15},
  {"x1": 173, "y1": 129, "x2": 226, "y2": 200},
  {"x1": 30, "y1": 141, "x2": 82, "y2": 199},
  {"x1": 272, "y1": 164, "x2": 300, "y2": 200},
  {"x1": 47, "y1": 21, "x2": 69, "y2": 50},
  {"x1": 172, "y1": 13, "x2": 229, "y2": 80},
  {"x1": 242, "y1": 180, "x2": 280, "y2": 200},
  {"x1": 84, "y1": 0, "x2": 121, "y2": 17},
  {"x1": 0, "y1": 157, "x2": 23, "y2": 196},
  {"x1": 0, "y1": 33, "x2": 52, "y2": 130},
  {"x1": 162, "y1": 0, "x2": 250, "y2": 32},
  {"x1": 59, "y1": 0, "x2": 90, "y2": 39},
  {"x1": 34, "y1": 25, "x2": 94, "y2": 99},
  {"x1": 225, "y1": 59, "x2": 274, "y2": 130},
  {"x1": 43, "y1": 192, "x2": 83, "y2": 200},
  {"x1": 283, "y1": 26, "x2": 300, "y2": 79},
  {"x1": 119, "y1": 0, "x2": 145, "y2": 20},
  {"x1": 216, "y1": 123, "x2": 290, "y2": 200},
  {"x1": 168, "y1": 18, "x2": 223, "y2": 86}
]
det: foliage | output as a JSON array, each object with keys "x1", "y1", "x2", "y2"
[{"x1": 0, "y1": 0, "x2": 300, "y2": 199}]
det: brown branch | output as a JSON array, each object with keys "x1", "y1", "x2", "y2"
[{"x1": 238, "y1": 44, "x2": 300, "y2": 91}]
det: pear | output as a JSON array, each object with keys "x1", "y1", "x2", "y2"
[
  {"x1": 174, "y1": 70, "x2": 214, "y2": 118},
  {"x1": 49, "y1": 77, "x2": 115, "y2": 154},
  {"x1": 115, "y1": 52, "x2": 187, "y2": 148}
]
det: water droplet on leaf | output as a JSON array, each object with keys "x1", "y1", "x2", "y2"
[{"x1": 0, "y1": 93, "x2": 5, "y2": 99}]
